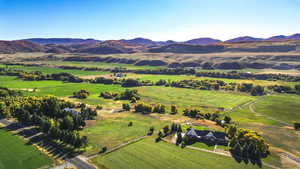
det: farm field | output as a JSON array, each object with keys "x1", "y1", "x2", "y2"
[
  {"x1": 81, "y1": 113, "x2": 168, "y2": 155},
  {"x1": 0, "y1": 64, "x2": 110, "y2": 76},
  {"x1": 92, "y1": 138, "x2": 275, "y2": 169},
  {"x1": 137, "y1": 86, "x2": 255, "y2": 109},
  {"x1": 122, "y1": 73, "x2": 288, "y2": 86},
  {"x1": 0, "y1": 76, "x2": 125, "y2": 105},
  {"x1": 25, "y1": 60, "x2": 166, "y2": 70},
  {"x1": 0, "y1": 128, "x2": 53, "y2": 169},
  {"x1": 252, "y1": 94, "x2": 300, "y2": 125},
  {"x1": 228, "y1": 98, "x2": 300, "y2": 157}
]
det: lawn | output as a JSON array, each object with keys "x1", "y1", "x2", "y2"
[
  {"x1": 0, "y1": 128, "x2": 53, "y2": 169},
  {"x1": 0, "y1": 64, "x2": 110, "y2": 76},
  {"x1": 81, "y1": 113, "x2": 168, "y2": 155},
  {"x1": 92, "y1": 138, "x2": 273, "y2": 169},
  {"x1": 252, "y1": 94, "x2": 300, "y2": 125},
  {"x1": 137, "y1": 86, "x2": 255, "y2": 109}
]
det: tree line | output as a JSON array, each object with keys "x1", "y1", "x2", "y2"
[{"x1": 2, "y1": 67, "x2": 300, "y2": 95}]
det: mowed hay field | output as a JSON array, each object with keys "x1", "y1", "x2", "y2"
[
  {"x1": 137, "y1": 86, "x2": 255, "y2": 109},
  {"x1": 81, "y1": 113, "x2": 168, "y2": 155},
  {"x1": 92, "y1": 138, "x2": 273, "y2": 169},
  {"x1": 0, "y1": 129, "x2": 52, "y2": 169},
  {"x1": 252, "y1": 94, "x2": 300, "y2": 125}
]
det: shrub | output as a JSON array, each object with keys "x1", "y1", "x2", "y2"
[
  {"x1": 100, "y1": 91, "x2": 118, "y2": 99},
  {"x1": 170, "y1": 105, "x2": 178, "y2": 114},
  {"x1": 134, "y1": 102, "x2": 152, "y2": 114},
  {"x1": 122, "y1": 103, "x2": 131, "y2": 111},
  {"x1": 153, "y1": 104, "x2": 166, "y2": 114},
  {"x1": 73, "y1": 90, "x2": 90, "y2": 99},
  {"x1": 294, "y1": 123, "x2": 300, "y2": 130}
]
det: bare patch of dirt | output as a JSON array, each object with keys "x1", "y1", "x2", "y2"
[{"x1": 280, "y1": 155, "x2": 300, "y2": 169}]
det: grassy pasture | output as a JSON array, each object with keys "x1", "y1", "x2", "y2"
[
  {"x1": 252, "y1": 94, "x2": 300, "y2": 125},
  {"x1": 92, "y1": 138, "x2": 274, "y2": 169},
  {"x1": 228, "y1": 96, "x2": 300, "y2": 157},
  {"x1": 0, "y1": 64, "x2": 110, "y2": 76},
  {"x1": 81, "y1": 113, "x2": 168, "y2": 155},
  {"x1": 125, "y1": 73, "x2": 286, "y2": 86},
  {"x1": 137, "y1": 86, "x2": 255, "y2": 109},
  {"x1": 0, "y1": 129, "x2": 52, "y2": 169},
  {"x1": 0, "y1": 76, "x2": 125, "y2": 105}
]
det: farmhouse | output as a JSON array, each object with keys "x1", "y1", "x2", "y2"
[{"x1": 185, "y1": 128, "x2": 228, "y2": 146}]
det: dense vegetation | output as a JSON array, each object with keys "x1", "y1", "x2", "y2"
[{"x1": 0, "y1": 96, "x2": 95, "y2": 148}]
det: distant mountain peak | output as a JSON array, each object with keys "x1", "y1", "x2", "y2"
[
  {"x1": 184, "y1": 37, "x2": 222, "y2": 45},
  {"x1": 225, "y1": 36, "x2": 263, "y2": 43}
]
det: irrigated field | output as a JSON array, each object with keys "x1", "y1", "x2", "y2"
[
  {"x1": 0, "y1": 129, "x2": 52, "y2": 169},
  {"x1": 92, "y1": 138, "x2": 274, "y2": 169},
  {"x1": 0, "y1": 76, "x2": 125, "y2": 105},
  {"x1": 252, "y1": 94, "x2": 300, "y2": 125},
  {"x1": 81, "y1": 113, "x2": 168, "y2": 155},
  {"x1": 0, "y1": 64, "x2": 110, "y2": 76},
  {"x1": 137, "y1": 86, "x2": 255, "y2": 109}
]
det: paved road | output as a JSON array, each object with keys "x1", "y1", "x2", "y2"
[{"x1": 67, "y1": 156, "x2": 97, "y2": 169}]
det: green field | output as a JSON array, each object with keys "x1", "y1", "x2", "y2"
[
  {"x1": 34, "y1": 60, "x2": 165, "y2": 70},
  {"x1": 92, "y1": 138, "x2": 274, "y2": 169},
  {"x1": 125, "y1": 73, "x2": 287, "y2": 86},
  {"x1": 0, "y1": 129, "x2": 53, "y2": 169},
  {"x1": 252, "y1": 94, "x2": 300, "y2": 125},
  {"x1": 0, "y1": 64, "x2": 110, "y2": 76},
  {"x1": 0, "y1": 76, "x2": 125, "y2": 105},
  {"x1": 137, "y1": 86, "x2": 255, "y2": 109},
  {"x1": 81, "y1": 113, "x2": 168, "y2": 155},
  {"x1": 228, "y1": 96, "x2": 300, "y2": 157}
]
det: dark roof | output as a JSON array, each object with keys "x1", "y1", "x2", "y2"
[{"x1": 186, "y1": 128, "x2": 227, "y2": 140}]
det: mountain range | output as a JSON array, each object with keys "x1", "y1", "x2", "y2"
[
  {"x1": 22, "y1": 33, "x2": 300, "y2": 46},
  {"x1": 0, "y1": 33, "x2": 299, "y2": 54}
]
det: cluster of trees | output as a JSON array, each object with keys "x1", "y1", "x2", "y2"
[
  {"x1": 134, "y1": 102, "x2": 174, "y2": 114},
  {"x1": 238, "y1": 84, "x2": 265, "y2": 96},
  {"x1": 0, "y1": 87, "x2": 22, "y2": 97},
  {"x1": 0, "y1": 96, "x2": 94, "y2": 148},
  {"x1": 226, "y1": 125, "x2": 270, "y2": 167},
  {"x1": 73, "y1": 90, "x2": 90, "y2": 99},
  {"x1": 183, "y1": 108, "x2": 231, "y2": 127},
  {"x1": 100, "y1": 89, "x2": 140, "y2": 102},
  {"x1": 0, "y1": 68, "x2": 83, "y2": 83},
  {"x1": 156, "y1": 123, "x2": 182, "y2": 142},
  {"x1": 196, "y1": 71, "x2": 300, "y2": 82},
  {"x1": 2, "y1": 67, "x2": 299, "y2": 95}
]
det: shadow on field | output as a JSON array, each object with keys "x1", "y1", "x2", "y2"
[{"x1": 3, "y1": 123, "x2": 82, "y2": 160}]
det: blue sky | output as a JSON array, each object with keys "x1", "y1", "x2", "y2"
[{"x1": 0, "y1": 0, "x2": 300, "y2": 41}]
